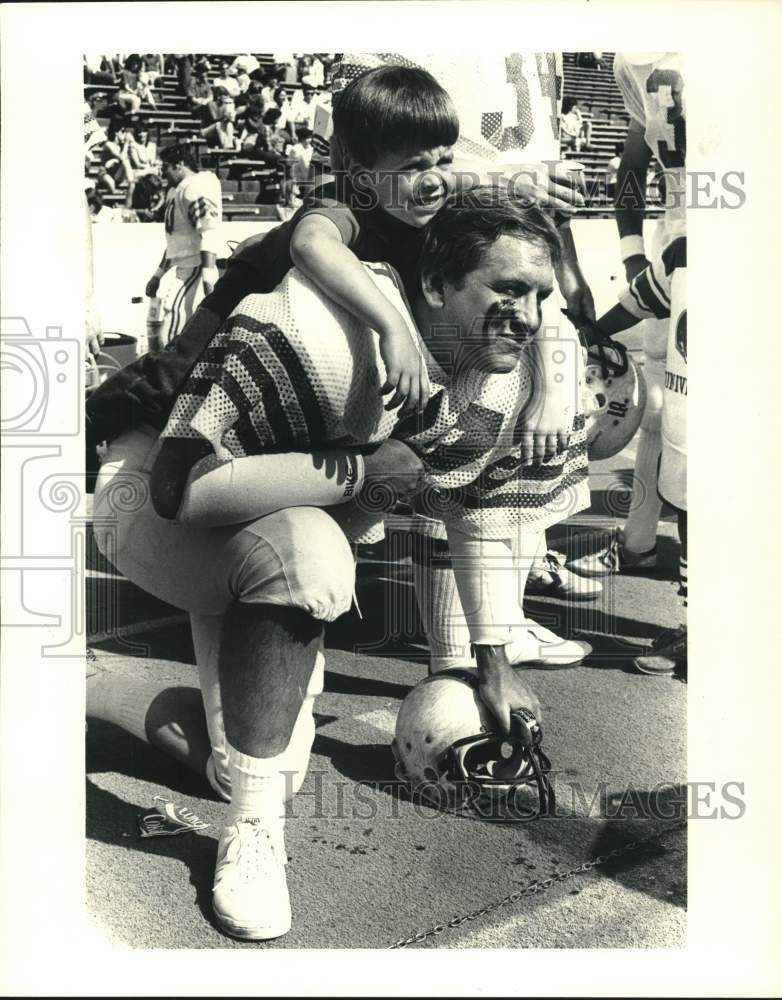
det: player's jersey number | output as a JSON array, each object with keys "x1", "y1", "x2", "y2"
[
  {"x1": 164, "y1": 198, "x2": 176, "y2": 235},
  {"x1": 646, "y1": 68, "x2": 686, "y2": 168}
]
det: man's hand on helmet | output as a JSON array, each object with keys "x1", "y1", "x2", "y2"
[{"x1": 474, "y1": 644, "x2": 542, "y2": 736}]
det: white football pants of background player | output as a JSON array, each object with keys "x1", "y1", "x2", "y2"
[{"x1": 162, "y1": 264, "x2": 207, "y2": 344}]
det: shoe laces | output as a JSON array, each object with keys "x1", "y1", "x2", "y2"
[{"x1": 216, "y1": 819, "x2": 280, "y2": 887}]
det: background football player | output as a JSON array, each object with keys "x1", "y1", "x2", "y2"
[
  {"x1": 570, "y1": 52, "x2": 687, "y2": 677},
  {"x1": 144, "y1": 143, "x2": 223, "y2": 344}
]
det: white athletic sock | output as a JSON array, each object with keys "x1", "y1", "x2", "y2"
[
  {"x1": 623, "y1": 428, "x2": 663, "y2": 554},
  {"x1": 227, "y1": 744, "x2": 288, "y2": 828},
  {"x1": 86, "y1": 675, "x2": 164, "y2": 744}
]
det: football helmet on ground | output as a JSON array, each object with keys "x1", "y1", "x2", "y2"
[{"x1": 392, "y1": 670, "x2": 554, "y2": 819}]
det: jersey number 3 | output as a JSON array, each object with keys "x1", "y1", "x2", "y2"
[{"x1": 646, "y1": 69, "x2": 686, "y2": 169}]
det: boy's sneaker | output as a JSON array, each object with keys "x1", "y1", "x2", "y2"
[
  {"x1": 568, "y1": 529, "x2": 657, "y2": 578},
  {"x1": 633, "y1": 625, "x2": 687, "y2": 678},
  {"x1": 525, "y1": 550, "x2": 603, "y2": 601},
  {"x1": 212, "y1": 817, "x2": 291, "y2": 941}
]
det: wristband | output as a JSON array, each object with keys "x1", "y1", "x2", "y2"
[
  {"x1": 201, "y1": 265, "x2": 219, "y2": 287},
  {"x1": 342, "y1": 453, "x2": 365, "y2": 501},
  {"x1": 153, "y1": 266, "x2": 166, "y2": 280},
  {"x1": 619, "y1": 235, "x2": 645, "y2": 263}
]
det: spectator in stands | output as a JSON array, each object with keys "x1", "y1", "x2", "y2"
[
  {"x1": 237, "y1": 90, "x2": 267, "y2": 151},
  {"x1": 291, "y1": 83, "x2": 318, "y2": 130},
  {"x1": 201, "y1": 96, "x2": 241, "y2": 150},
  {"x1": 560, "y1": 97, "x2": 592, "y2": 152},
  {"x1": 143, "y1": 53, "x2": 165, "y2": 86},
  {"x1": 319, "y1": 53, "x2": 337, "y2": 86},
  {"x1": 288, "y1": 126, "x2": 314, "y2": 202},
  {"x1": 606, "y1": 141, "x2": 623, "y2": 203},
  {"x1": 86, "y1": 188, "x2": 111, "y2": 222},
  {"x1": 303, "y1": 54, "x2": 326, "y2": 87},
  {"x1": 187, "y1": 61, "x2": 216, "y2": 124},
  {"x1": 100, "y1": 117, "x2": 136, "y2": 190},
  {"x1": 234, "y1": 65, "x2": 252, "y2": 95},
  {"x1": 259, "y1": 70, "x2": 280, "y2": 107},
  {"x1": 126, "y1": 123, "x2": 157, "y2": 174},
  {"x1": 176, "y1": 54, "x2": 194, "y2": 96},
  {"x1": 252, "y1": 107, "x2": 292, "y2": 157},
  {"x1": 271, "y1": 85, "x2": 295, "y2": 132},
  {"x1": 230, "y1": 53, "x2": 261, "y2": 78},
  {"x1": 118, "y1": 54, "x2": 157, "y2": 112},
  {"x1": 212, "y1": 59, "x2": 241, "y2": 100},
  {"x1": 127, "y1": 172, "x2": 166, "y2": 222}
]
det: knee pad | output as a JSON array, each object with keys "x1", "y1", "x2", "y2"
[{"x1": 274, "y1": 508, "x2": 356, "y2": 622}]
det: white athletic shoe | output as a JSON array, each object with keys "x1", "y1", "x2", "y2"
[
  {"x1": 506, "y1": 620, "x2": 592, "y2": 668},
  {"x1": 212, "y1": 818, "x2": 291, "y2": 941}
]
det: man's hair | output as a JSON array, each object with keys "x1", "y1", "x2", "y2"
[
  {"x1": 331, "y1": 65, "x2": 459, "y2": 170},
  {"x1": 159, "y1": 143, "x2": 199, "y2": 171},
  {"x1": 419, "y1": 187, "x2": 562, "y2": 290}
]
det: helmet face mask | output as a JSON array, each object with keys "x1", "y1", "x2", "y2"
[{"x1": 393, "y1": 672, "x2": 555, "y2": 819}]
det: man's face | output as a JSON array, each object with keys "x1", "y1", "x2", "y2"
[
  {"x1": 163, "y1": 161, "x2": 182, "y2": 186},
  {"x1": 430, "y1": 234, "x2": 555, "y2": 374},
  {"x1": 355, "y1": 145, "x2": 454, "y2": 229}
]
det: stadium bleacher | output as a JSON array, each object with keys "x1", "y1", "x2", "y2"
[
  {"x1": 85, "y1": 52, "x2": 663, "y2": 220},
  {"x1": 85, "y1": 53, "x2": 311, "y2": 218},
  {"x1": 561, "y1": 52, "x2": 663, "y2": 217}
]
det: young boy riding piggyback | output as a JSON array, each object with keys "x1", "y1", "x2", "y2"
[{"x1": 86, "y1": 65, "x2": 460, "y2": 449}]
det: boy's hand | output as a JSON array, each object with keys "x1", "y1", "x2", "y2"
[
  {"x1": 516, "y1": 334, "x2": 580, "y2": 465},
  {"x1": 378, "y1": 323, "x2": 431, "y2": 415},
  {"x1": 145, "y1": 275, "x2": 160, "y2": 297},
  {"x1": 512, "y1": 161, "x2": 585, "y2": 216}
]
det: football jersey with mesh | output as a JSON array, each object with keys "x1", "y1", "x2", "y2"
[
  {"x1": 161, "y1": 261, "x2": 588, "y2": 543},
  {"x1": 613, "y1": 52, "x2": 687, "y2": 238},
  {"x1": 163, "y1": 170, "x2": 222, "y2": 268}
]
